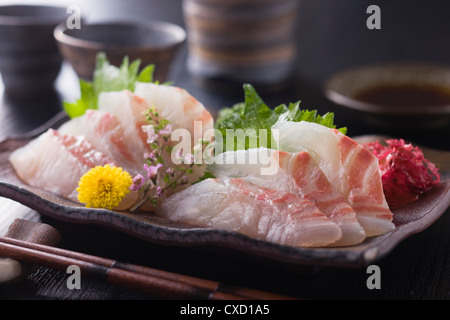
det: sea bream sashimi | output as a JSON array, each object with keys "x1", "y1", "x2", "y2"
[
  {"x1": 58, "y1": 109, "x2": 143, "y2": 175},
  {"x1": 97, "y1": 84, "x2": 214, "y2": 160},
  {"x1": 210, "y1": 148, "x2": 366, "y2": 246},
  {"x1": 96, "y1": 87, "x2": 214, "y2": 208},
  {"x1": 272, "y1": 121, "x2": 395, "y2": 237},
  {"x1": 97, "y1": 90, "x2": 152, "y2": 165},
  {"x1": 8, "y1": 85, "x2": 214, "y2": 211},
  {"x1": 9, "y1": 128, "x2": 116, "y2": 201},
  {"x1": 134, "y1": 82, "x2": 214, "y2": 139},
  {"x1": 158, "y1": 178, "x2": 342, "y2": 247}
]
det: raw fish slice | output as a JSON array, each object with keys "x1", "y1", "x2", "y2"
[
  {"x1": 134, "y1": 82, "x2": 214, "y2": 141},
  {"x1": 335, "y1": 131, "x2": 394, "y2": 235},
  {"x1": 97, "y1": 90, "x2": 206, "y2": 209},
  {"x1": 132, "y1": 84, "x2": 214, "y2": 190},
  {"x1": 97, "y1": 89, "x2": 199, "y2": 169},
  {"x1": 210, "y1": 148, "x2": 366, "y2": 246},
  {"x1": 98, "y1": 85, "x2": 214, "y2": 164},
  {"x1": 272, "y1": 121, "x2": 394, "y2": 236},
  {"x1": 9, "y1": 129, "x2": 116, "y2": 200},
  {"x1": 158, "y1": 178, "x2": 342, "y2": 247},
  {"x1": 97, "y1": 90, "x2": 151, "y2": 165},
  {"x1": 285, "y1": 151, "x2": 366, "y2": 246},
  {"x1": 59, "y1": 109, "x2": 143, "y2": 175}
]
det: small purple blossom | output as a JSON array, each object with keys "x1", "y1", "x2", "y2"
[
  {"x1": 184, "y1": 153, "x2": 194, "y2": 165},
  {"x1": 156, "y1": 186, "x2": 164, "y2": 197},
  {"x1": 144, "y1": 151, "x2": 157, "y2": 160},
  {"x1": 130, "y1": 174, "x2": 145, "y2": 192},
  {"x1": 142, "y1": 125, "x2": 158, "y2": 144},
  {"x1": 147, "y1": 133, "x2": 158, "y2": 144},
  {"x1": 144, "y1": 163, "x2": 163, "y2": 180},
  {"x1": 166, "y1": 167, "x2": 174, "y2": 175},
  {"x1": 159, "y1": 124, "x2": 172, "y2": 137}
]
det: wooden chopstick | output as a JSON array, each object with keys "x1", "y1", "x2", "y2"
[{"x1": 0, "y1": 236, "x2": 296, "y2": 300}]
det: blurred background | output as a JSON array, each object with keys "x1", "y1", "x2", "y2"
[{"x1": 1, "y1": 0, "x2": 449, "y2": 145}]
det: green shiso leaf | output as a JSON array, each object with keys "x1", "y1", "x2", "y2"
[
  {"x1": 63, "y1": 52, "x2": 156, "y2": 118},
  {"x1": 214, "y1": 83, "x2": 347, "y2": 152}
]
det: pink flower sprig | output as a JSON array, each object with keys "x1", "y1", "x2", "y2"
[
  {"x1": 129, "y1": 106, "x2": 208, "y2": 213},
  {"x1": 129, "y1": 174, "x2": 145, "y2": 192}
]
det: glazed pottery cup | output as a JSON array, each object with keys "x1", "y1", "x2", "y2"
[
  {"x1": 182, "y1": 0, "x2": 300, "y2": 91},
  {"x1": 54, "y1": 20, "x2": 186, "y2": 83},
  {"x1": 0, "y1": 5, "x2": 67, "y2": 96}
]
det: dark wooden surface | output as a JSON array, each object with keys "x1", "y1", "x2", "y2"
[{"x1": 0, "y1": 0, "x2": 449, "y2": 301}]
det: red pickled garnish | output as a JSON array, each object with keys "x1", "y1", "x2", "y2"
[{"x1": 363, "y1": 139, "x2": 440, "y2": 209}]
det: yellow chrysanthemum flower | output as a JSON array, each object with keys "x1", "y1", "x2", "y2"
[{"x1": 77, "y1": 165, "x2": 133, "y2": 210}]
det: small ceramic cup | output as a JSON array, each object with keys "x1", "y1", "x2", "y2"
[
  {"x1": 54, "y1": 20, "x2": 186, "y2": 82},
  {"x1": 324, "y1": 62, "x2": 450, "y2": 131},
  {"x1": 182, "y1": 0, "x2": 300, "y2": 92},
  {"x1": 0, "y1": 5, "x2": 67, "y2": 97}
]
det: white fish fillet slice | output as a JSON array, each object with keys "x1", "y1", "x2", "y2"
[
  {"x1": 134, "y1": 82, "x2": 214, "y2": 139},
  {"x1": 97, "y1": 89, "x2": 209, "y2": 209},
  {"x1": 133, "y1": 83, "x2": 215, "y2": 189},
  {"x1": 97, "y1": 90, "x2": 151, "y2": 166},
  {"x1": 210, "y1": 148, "x2": 366, "y2": 246},
  {"x1": 9, "y1": 129, "x2": 116, "y2": 201},
  {"x1": 283, "y1": 151, "x2": 366, "y2": 246},
  {"x1": 98, "y1": 85, "x2": 215, "y2": 159},
  {"x1": 158, "y1": 178, "x2": 342, "y2": 247},
  {"x1": 97, "y1": 88, "x2": 209, "y2": 170},
  {"x1": 59, "y1": 109, "x2": 143, "y2": 175},
  {"x1": 272, "y1": 121, "x2": 395, "y2": 236}
]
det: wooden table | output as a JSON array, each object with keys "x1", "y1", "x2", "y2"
[{"x1": 0, "y1": 0, "x2": 449, "y2": 302}]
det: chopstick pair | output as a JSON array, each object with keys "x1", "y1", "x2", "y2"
[{"x1": 0, "y1": 235, "x2": 295, "y2": 300}]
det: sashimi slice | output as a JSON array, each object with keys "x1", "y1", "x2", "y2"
[
  {"x1": 97, "y1": 90, "x2": 151, "y2": 163},
  {"x1": 272, "y1": 121, "x2": 395, "y2": 236},
  {"x1": 9, "y1": 129, "x2": 116, "y2": 200},
  {"x1": 290, "y1": 152, "x2": 366, "y2": 246},
  {"x1": 134, "y1": 82, "x2": 214, "y2": 139},
  {"x1": 98, "y1": 86, "x2": 214, "y2": 165},
  {"x1": 97, "y1": 89, "x2": 196, "y2": 168},
  {"x1": 210, "y1": 148, "x2": 366, "y2": 246},
  {"x1": 59, "y1": 109, "x2": 143, "y2": 175},
  {"x1": 97, "y1": 89, "x2": 207, "y2": 206},
  {"x1": 158, "y1": 178, "x2": 342, "y2": 247}
]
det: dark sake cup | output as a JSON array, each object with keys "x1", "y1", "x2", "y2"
[
  {"x1": 54, "y1": 20, "x2": 186, "y2": 82},
  {"x1": 0, "y1": 5, "x2": 67, "y2": 97}
]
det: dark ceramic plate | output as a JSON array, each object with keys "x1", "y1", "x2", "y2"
[{"x1": 0, "y1": 112, "x2": 449, "y2": 269}]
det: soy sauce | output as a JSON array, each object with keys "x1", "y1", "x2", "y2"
[{"x1": 354, "y1": 84, "x2": 450, "y2": 107}]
